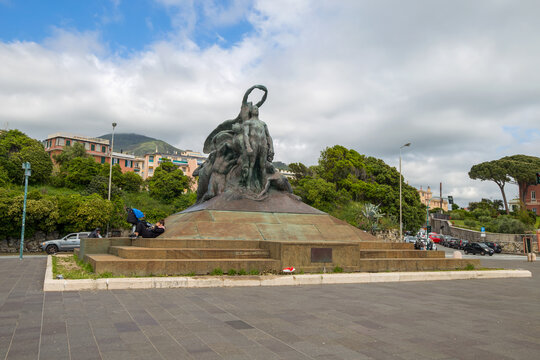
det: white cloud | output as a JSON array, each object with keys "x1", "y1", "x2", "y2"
[{"x1": 1, "y1": 0, "x2": 540, "y2": 207}]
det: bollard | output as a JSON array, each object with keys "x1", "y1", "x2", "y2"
[{"x1": 453, "y1": 251, "x2": 462, "y2": 259}]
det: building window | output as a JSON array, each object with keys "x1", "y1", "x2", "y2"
[
  {"x1": 102, "y1": 146, "x2": 106, "y2": 153},
  {"x1": 101, "y1": 157, "x2": 106, "y2": 164},
  {"x1": 84, "y1": 142, "x2": 90, "y2": 150},
  {"x1": 125, "y1": 160, "x2": 129, "y2": 167},
  {"x1": 65, "y1": 140, "x2": 71, "y2": 146},
  {"x1": 149, "y1": 156, "x2": 154, "y2": 162},
  {"x1": 91, "y1": 144, "x2": 95, "y2": 151},
  {"x1": 532, "y1": 191, "x2": 537, "y2": 201}
]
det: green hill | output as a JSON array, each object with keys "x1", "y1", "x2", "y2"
[{"x1": 99, "y1": 133, "x2": 183, "y2": 157}]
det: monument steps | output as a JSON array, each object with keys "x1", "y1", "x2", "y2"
[
  {"x1": 109, "y1": 246, "x2": 271, "y2": 259},
  {"x1": 85, "y1": 254, "x2": 280, "y2": 276},
  {"x1": 133, "y1": 238, "x2": 262, "y2": 249}
]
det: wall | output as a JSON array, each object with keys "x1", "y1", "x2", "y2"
[{"x1": 431, "y1": 217, "x2": 539, "y2": 254}]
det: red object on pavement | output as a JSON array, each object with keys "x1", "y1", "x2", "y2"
[{"x1": 282, "y1": 267, "x2": 295, "y2": 273}]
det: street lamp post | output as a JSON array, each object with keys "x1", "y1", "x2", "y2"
[
  {"x1": 108, "y1": 122, "x2": 117, "y2": 201},
  {"x1": 399, "y1": 142, "x2": 411, "y2": 241}
]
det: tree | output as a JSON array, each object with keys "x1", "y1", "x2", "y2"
[
  {"x1": 318, "y1": 145, "x2": 366, "y2": 189},
  {"x1": 147, "y1": 161, "x2": 191, "y2": 202},
  {"x1": 501, "y1": 155, "x2": 540, "y2": 205},
  {"x1": 288, "y1": 162, "x2": 315, "y2": 184},
  {"x1": 53, "y1": 142, "x2": 88, "y2": 166},
  {"x1": 122, "y1": 171, "x2": 144, "y2": 192},
  {"x1": 293, "y1": 177, "x2": 350, "y2": 213},
  {"x1": 64, "y1": 157, "x2": 101, "y2": 188},
  {"x1": 469, "y1": 160, "x2": 511, "y2": 214},
  {"x1": 0, "y1": 129, "x2": 52, "y2": 184}
]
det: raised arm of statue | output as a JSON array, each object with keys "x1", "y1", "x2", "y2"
[{"x1": 242, "y1": 85, "x2": 268, "y2": 108}]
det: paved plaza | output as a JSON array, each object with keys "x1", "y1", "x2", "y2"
[{"x1": 1, "y1": 256, "x2": 539, "y2": 360}]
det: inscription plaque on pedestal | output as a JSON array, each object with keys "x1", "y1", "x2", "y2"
[{"x1": 311, "y1": 248, "x2": 332, "y2": 263}]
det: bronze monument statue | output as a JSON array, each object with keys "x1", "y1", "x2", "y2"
[{"x1": 194, "y1": 85, "x2": 292, "y2": 203}]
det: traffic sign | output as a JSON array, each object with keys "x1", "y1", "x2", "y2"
[{"x1": 481, "y1": 226, "x2": 486, "y2": 237}]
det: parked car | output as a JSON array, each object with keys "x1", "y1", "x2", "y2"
[
  {"x1": 447, "y1": 238, "x2": 457, "y2": 248},
  {"x1": 458, "y1": 240, "x2": 469, "y2": 250},
  {"x1": 483, "y1": 242, "x2": 502, "y2": 253},
  {"x1": 464, "y1": 242, "x2": 494, "y2": 256},
  {"x1": 41, "y1": 232, "x2": 90, "y2": 254},
  {"x1": 404, "y1": 236, "x2": 417, "y2": 243},
  {"x1": 428, "y1": 233, "x2": 442, "y2": 243},
  {"x1": 441, "y1": 235, "x2": 454, "y2": 247}
]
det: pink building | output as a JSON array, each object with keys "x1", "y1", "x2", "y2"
[{"x1": 44, "y1": 133, "x2": 144, "y2": 175}]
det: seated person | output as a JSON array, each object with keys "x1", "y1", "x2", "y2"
[
  {"x1": 88, "y1": 228, "x2": 102, "y2": 238},
  {"x1": 130, "y1": 220, "x2": 165, "y2": 239}
]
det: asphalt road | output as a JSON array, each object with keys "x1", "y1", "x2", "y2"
[
  {"x1": 437, "y1": 244, "x2": 530, "y2": 260},
  {"x1": 1, "y1": 256, "x2": 539, "y2": 360}
]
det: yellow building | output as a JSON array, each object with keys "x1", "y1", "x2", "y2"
[
  {"x1": 417, "y1": 186, "x2": 448, "y2": 211},
  {"x1": 142, "y1": 151, "x2": 207, "y2": 190}
]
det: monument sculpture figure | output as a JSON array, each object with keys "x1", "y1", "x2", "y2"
[{"x1": 193, "y1": 85, "x2": 291, "y2": 203}]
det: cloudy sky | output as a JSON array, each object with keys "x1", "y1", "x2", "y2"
[{"x1": 2, "y1": 0, "x2": 540, "y2": 207}]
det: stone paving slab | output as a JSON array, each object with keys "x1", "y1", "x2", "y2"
[
  {"x1": 2, "y1": 255, "x2": 540, "y2": 360},
  {"x1": 44, "y1": 255, "x2": 531, "y2": 291}
]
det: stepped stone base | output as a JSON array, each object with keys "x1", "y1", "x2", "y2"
[{"x1": 80, "y1": 209, "x2": 480, "y2": 276}]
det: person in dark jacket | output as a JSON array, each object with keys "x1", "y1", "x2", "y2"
[
  {"x1": 130, "y1": 220, "x2": 165, "y2": 239},
  {"x1": 88, "y1": 228, "x2": 102, "y2": 238}
]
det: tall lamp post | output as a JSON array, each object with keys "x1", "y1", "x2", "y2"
[
  {"x1": 108, "y1": 122, "x2": 117, "y2": 201},
  {"x1": 399, "y1": 142, "x2": 411, "y2": 240}
]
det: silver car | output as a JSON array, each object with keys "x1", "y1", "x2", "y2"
[{"x1": 41, "y1": 232, "x2": 90, "y2": 254}]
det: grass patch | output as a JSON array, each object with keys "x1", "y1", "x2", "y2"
[
  {"x1": 53, "y1": 254, "x2": 97, "y2": 279},
  {"x1": 464, "y1": 263, "x2": 475, "y2": 271},
  {"x1": 237, "y1": 269, "x2": 247, "y2": 275},
  {"x1": 227, "y1": 269, "x2": 237, "y2": 276},
  {"x1": 249, "y1": 269, "x2": 260, "y2": 275},
  {"x1": 333, "y1": 266, "x2": 344, "y2": 273},
  {"x1": 210, "y1": 268, "x2": 224, "y2": 276}
]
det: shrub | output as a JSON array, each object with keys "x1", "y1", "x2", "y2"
[
  {"x1": 249, "y1": 269, "x2": 260, "y2": 275},
  {"x1": 210, "y1": 268, "x2": 223, "y2": 275},
  {"x1": 464, "y1": 219, "x2": 477, "y2": 228},
  {"x1": 493, "y1": 216, "x2": 531, "y2": 234},
  {"x1": 333, "y1": 266, "x2": 344, "y2": 273},
  {"x1": 227, "y1": 269, "x2": 237, "y2": 276},
  {"x1": 237, "y1": 269, "x2": 247, "y2": 275},
  {"x1": 478, "y1": 216, "x2": 492, "y2": 224}
]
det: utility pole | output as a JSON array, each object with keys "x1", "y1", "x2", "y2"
[
  {"x1": 20, "y1": 162, "x2": 31, "y2": 260},
  {"x1": 440, "y1": 182, "x2": 442, "y2": 210},
  {"x1": 399, "y1": 143, "x2": 411, "y2": 240}
]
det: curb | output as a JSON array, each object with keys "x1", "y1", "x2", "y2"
[{"x1": 43, "y1": 255, "x2": 532, "y2": 292}]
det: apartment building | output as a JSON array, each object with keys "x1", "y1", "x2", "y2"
[
  {"x1": 141, "y1": 151, "x2": 206, "y2": 180},
  {"x1": 43, "y1": 133, "x2": 144, "y2": 175},
  {"x1": 417, "y1": 186, "x2": 448, "y2": 211}
]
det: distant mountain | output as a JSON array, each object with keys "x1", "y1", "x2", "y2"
[{"x1": 99, "y1": 133, "x2": 183, "y2": 157}]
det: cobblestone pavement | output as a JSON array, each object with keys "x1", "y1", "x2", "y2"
[{"x1": 1, "y1": 257, "x2": 539, "y2": 360}]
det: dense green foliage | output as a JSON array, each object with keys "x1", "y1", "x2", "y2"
[
  {"x1": 0, "y1": 129, "x2": 53, "y2": 185},
  {"x1": 449, "y1": 198, "x2": 536, "y2": 234},
  {"x1": 147, "y1": 160, "x2": 191, "y2": 203},
  {"x1": 0, "y1": 129, "x2": 196, "y2": 239},
  {"x1": 469, "y1": 155, "x2": 540, "y2": 210},
  {"x1": 289, "y1": 145, "x2": 425, "y2": 232}
]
